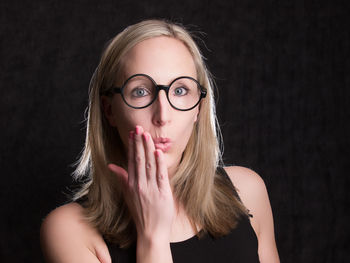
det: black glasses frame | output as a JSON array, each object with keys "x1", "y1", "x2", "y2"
[{"x1": 101, "y1": 73, "x2": 207, "y2": 111}]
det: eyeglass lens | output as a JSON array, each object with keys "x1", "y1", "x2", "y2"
[{"x1": 122, "y1": 75, "x2": 201, "y2": 110}]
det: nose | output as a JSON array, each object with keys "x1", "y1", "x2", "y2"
[{"x1": 151, "y1": 90, "x2": 171, "y2": 126}]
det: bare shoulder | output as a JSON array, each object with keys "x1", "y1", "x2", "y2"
[
  {"x1": 41, "y1": 202, "x2": 86, "y2": 231},
  {"x1": 41, "y1": 203, "x2": 94, "y2": 241},
  {"x1": 224, "y1": 166, "x2": 268, "y2": 208},
  {"x1": 40, "y1": 202, "x2": 111, "y2": 263},
  {"x1": 224, "y1": 166, "x2": 266, "y2": 194},
  {"x1": 223, "y1": 166, "x2": 269, "y2": 234},
  {"x1": 224, "y1": 166, "x2": 280, "y2": 263}
]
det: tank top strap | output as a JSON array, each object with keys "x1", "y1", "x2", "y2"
[
  {"x1": 216, "y1": 166, "x2": 253, "y2": 218},
  {"x1": 216, "y1": 166, "x2": 242, "y2": 201}
]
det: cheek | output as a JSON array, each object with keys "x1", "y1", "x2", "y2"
[
  {"x1": 113, "y1": 107, "x2": 149, "y2": 147},
  {"x1": 111, "y1": 103, "x2": 133, "y2": 145},
  {"x1": 115, "y1": 116, "x2": 135, "y2": 147},
  {"x1": 175, "y1": 112, "x2": 198, "y2": 148}
]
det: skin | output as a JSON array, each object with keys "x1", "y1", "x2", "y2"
[
  {"x1": 105, "y1": 36, "x2": 199, "y2": 178},
  {"x1": 40, "y1": 36, "x2": 280, "y2": 263},
  {"x1": 103, "y1": 36, "x2": 199, "y2": 263}
]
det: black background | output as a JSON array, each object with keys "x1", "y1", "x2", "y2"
[{"x1": 1, "y1": 0, "x2": 349, "y2": 262}]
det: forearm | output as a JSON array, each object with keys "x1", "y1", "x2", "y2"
[{"x1": 136, "y1": 236, "x2": 173, "y2": 263}]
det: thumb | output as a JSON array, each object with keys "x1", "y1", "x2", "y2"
[{"x1": 108, "y1": 163, "x2": 128, "y2": 185}]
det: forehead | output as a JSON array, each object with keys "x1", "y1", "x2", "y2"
[{"x1": 121, "y1": 36, "x2": 197, "y2": 84}]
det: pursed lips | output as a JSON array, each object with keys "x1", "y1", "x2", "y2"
[{"x1": 153, "y1": 137, "x2": 172, "y2": 152}]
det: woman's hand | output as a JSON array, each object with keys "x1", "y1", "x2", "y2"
[{"x1": 108, "y1": 125, "x2": 175, "y2": 247}]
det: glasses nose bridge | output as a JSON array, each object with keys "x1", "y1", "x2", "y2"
[
  {"x1": 155, "y1": 84, "x2": 170, "y2": 99},
  {"x1": 156, "y1": 84, "x2": 170, "y2": 94},
  {"x1": 153, "y1": 84, "x2": 172, "y2": 106}
]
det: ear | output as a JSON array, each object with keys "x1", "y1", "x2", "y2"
[
  {"x1": 101, "y1": 95, "x2": 117, "y2": 127},
  {"x1": 194, "y1": 107, "x2": 199, "y2": 123}
]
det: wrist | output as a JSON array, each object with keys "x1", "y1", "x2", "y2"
[
  {"x1": 137, "y1": 232, "x2": 170, "y2": 248},
  {"x1": 136, "y1": 234, "x2": 172, "y2": 263}
]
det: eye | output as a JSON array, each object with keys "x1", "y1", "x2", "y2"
[
  {"x1": 173, "y1": 86, "x2": 189, "y2": 96},
  {"x1": 131, "y1": 87, "x2": 150, "y2": 97}
]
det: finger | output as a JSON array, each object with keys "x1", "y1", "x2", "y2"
[
  {"x1": 127, "y1": 130, "x2": 135, "y2": 187},
  {"x1": 108, "y1": 163, "x2": 128, "y2": 185},
  {"x1": 154, "y1": 149, "x2": 170, "y2": 193},
  {"x1": 134, "y1": 125, "x2": 147, "y2": 187},
  {"x1": 142, "y1": 131, "x2": 157, "y2": 185}
]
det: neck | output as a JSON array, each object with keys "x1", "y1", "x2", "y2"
[
  {"x1": 170, "y1": 203, "x2": 198, "y2": 242},
  {"x1": 166, "y1": 153, "x2": 183, "y2": 179}
]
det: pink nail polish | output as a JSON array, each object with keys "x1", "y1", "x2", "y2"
[
  {"x1": 135, "y1": 126, "x2": 141, "y2": 135},
  {"x1": 129, "y1": 131, "x2": 134, "y2": 139},
  {"x1": 155, "y1": 150, "x2": 161, "y2": 158},
  {"x1": 143, "y1": 133, "x2": 149, "y2": 141}
]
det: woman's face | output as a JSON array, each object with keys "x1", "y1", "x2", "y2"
[{"x1": 103, "y1": 36, "x2": 199, "y2": 176}]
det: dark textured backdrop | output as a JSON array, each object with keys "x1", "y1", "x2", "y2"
[{"x1": 1, "y1": 0, "x2": 349, "y2": 262}]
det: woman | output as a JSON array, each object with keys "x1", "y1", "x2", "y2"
[{"x1": 41, "y1": 19, "x2": 280, "y2": 263}]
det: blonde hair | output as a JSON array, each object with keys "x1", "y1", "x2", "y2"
[{"x1": 73, "y1": 19, "x2": 247, "y2": 247}]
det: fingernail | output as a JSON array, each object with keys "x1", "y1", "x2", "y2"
[
  {"x1": 155, "y1": 150, "x2": 161, "y2": 158},
  {"x1": 142, "y1": 132, "x2": 149, "y2": 141},
  {"x1": 129, "y1": 131, "x2": 134, "y2": 139},
  {"x1": 135, "y1": 126, "x2": 141, "y2": 135}
]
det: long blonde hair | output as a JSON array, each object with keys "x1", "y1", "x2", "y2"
[{"x1": 73, "y1": 19, "x2": 247, "y2": 247}]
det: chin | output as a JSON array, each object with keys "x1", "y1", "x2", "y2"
[{"x1": 163, "y1": 152, "x2": 182, "y2": 177}]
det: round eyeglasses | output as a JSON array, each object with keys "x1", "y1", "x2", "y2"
[{"x1": 101, "y1": 74, "x2": 207, "y2": 111}]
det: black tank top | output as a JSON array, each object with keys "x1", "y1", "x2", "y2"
[{"x1": 105, "y1": 167, "x2": 260, "y2": 262}]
